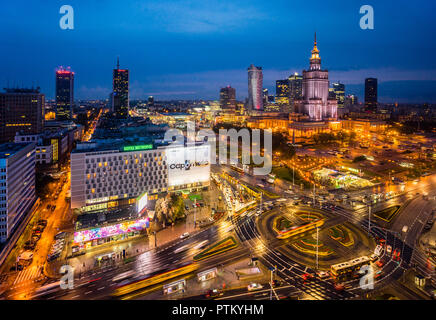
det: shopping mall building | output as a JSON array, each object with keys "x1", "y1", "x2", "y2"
[{"x1": 71, "y1": 140, "x2": 211, "y2": 214}]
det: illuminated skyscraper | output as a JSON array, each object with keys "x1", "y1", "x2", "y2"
[
  {"x1": 288, "y1": 73, "x2": 303, "y2": 106},
  {"x1": 364, "y1": 78, "x2": 377, "y2": 112},
  {"x1": 262, "y1": 88, "x2": 269, "y2": 105},
  {"x1": 55, "y1": 67, "x2": 74, "y2": 120},
  {"x1": 332, "y1": 82, "x2": 345, "y2": 108},
  {"x1": 275, "y1": 80, "x2": 289, "y2": 105},
  {"x1": 112, "y1": 58, "x2": 129, "y2": 118},
  {"x1": 247, "y1": 64, "x2": 263, "y2": 112},
  {"x1": 219, "y1": 86, "x2": 236, "y2": 112},
  {"x1": 301, "y1": 33, "x2": 337, "y2": 120}
]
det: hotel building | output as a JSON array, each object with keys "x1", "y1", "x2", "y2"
[
  {"x1": 0, "y1": 143, "x2": 36, "y2": 243},
  {"x1": 71, "y1": 141, "x2": 210, "y2": 213}
]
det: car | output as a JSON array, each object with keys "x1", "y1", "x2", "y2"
[
  {"x1": 334, "y1": 283, "x2": 345, "y2": 292},
  {"x1": 205, "y1": 289, "x2": 224, "y2": 298},
  {"x1": 386, "y1": 245, "x2": 392, "y2": 255},
  {"x1": 393, "y1": 249, "x2": 401, "y2": 261},
  {"x1": 316, "y1": 271, "x2": 330, "y2": 279},
  {"x1": 370, "y1": 254, "x2": 379, "y2": 262},
  {"x1": 271, "y1": 280, "x2": 283, "y2": 287},
  {"x1": 402, "y1": 225, "x2": 408, "y2": 233},
  {"x1": 185, "y1": 205, "x2": 189, "y2": 210},
  {"x1": 247, "y1": 283, "x2": 263, "y2": 291},
  {"x1": 302, "y1": 273, "x2": 314, "y2": 281},
  {"x1": 180, "y1": 232, "x2": 190, "y2": 239},
  {"x1": 374, "y1": 270, "x2": 383, "y2": 280},
  {"x1": 374, "y1": 244, "x2": 384, "y2": 256},
  {"x1": 46, "y1": 204, "x2": 51, "y2": 209},
  {"x1": 376, "y1": 260, "x2": 385, "y2": 268},
  {"x1": 51, "y1": 205, "x2": 56, "y2": 211},
  {"x1": 192, "y1": 203, "x2": 196, "y2": 208}
]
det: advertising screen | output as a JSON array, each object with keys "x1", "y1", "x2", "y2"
[
  {"x1": 73, "y1": 218, "x2": 149, "y2": 243},
  {"x1": 167, "y1": 144, "x2": 211, "y2": 187},
  {"x1": 136, "y1": 192, "x2": 148, "y2": 214}
]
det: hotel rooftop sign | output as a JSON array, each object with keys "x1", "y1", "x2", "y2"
[{"x1": 123, "y1": 144, "x2": 153, "y2": 152}]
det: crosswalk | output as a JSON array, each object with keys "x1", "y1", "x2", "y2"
[{"x1": 13, "y1": 265, "x2": 43, "y2": 286}]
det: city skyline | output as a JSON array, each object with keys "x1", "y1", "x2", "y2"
[{"x1": 0, "y1": 1, "x2": 435, "y2": 102}]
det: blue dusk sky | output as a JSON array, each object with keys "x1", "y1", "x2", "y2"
[{"x1": 1, "y1": 0, "x2": 435, "y2": 103}]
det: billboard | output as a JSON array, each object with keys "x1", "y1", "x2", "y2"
[
  {"x1": 73, "y1": 218, "x2": 149, "y2": 243},
  {"x1": 136, "y1": 192, "x2": 148, "y2": 214},
  {"x1": 167, "y1": 144, "x2": 210, "y2": 187}
]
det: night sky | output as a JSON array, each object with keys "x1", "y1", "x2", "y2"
[{"x1": 1, "y1": 0, "x2": 435, "y2": 103}]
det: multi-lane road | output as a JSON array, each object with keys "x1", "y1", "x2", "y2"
[{"x1": 2, "y1": 164, "x2": 434, "y2": 300}]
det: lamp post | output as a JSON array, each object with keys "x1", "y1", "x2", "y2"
[{"x1": 316, "y1": 227, "x2": 319, "y2": 271}]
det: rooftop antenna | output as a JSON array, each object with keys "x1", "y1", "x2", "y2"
[{"x1": 117, "y1": 56, "x2": 120, "y2": 69}]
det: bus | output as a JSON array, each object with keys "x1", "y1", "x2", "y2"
[
  {"x1": 330, "y1": 256, "x2": 371, "y2": 281},
  {"x1": 113, "y1": 263, "x2": 198, "y2": 297}
]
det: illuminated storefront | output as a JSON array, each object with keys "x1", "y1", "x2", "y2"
[{"x1": 73, "y1": 218, "x2": 149, "y2": 248}]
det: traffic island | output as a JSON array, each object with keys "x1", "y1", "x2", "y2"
[
  {"x1": 374, "y1": 205, "x2": 401, "y2": 223},
  {"x1": 292, "y1": 238, "x2": 334, "y2": 257},
  {"x1": 193, "y1": 236, "x2": 238, "y2": 261},
  {"x1": 328, "y1": 225, "x2": 354, "y2": 247}
]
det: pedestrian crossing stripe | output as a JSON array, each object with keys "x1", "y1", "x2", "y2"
[{"x1": 13, "y1": 266, "x2": 42, "y2": 285}]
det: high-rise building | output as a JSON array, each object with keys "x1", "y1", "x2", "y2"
[
  {"x1": 364, "y1": 78, "x2": 378, "y2": 112},
  {"x1": 262, "y1": 88, "x2": 269, "y2": 105},
  {"x1": 0, "y1": 142, "x2": 36, "y2": 242},
  {"x1": 275, "y1": 80, "x2": 290, "y2": 105},
  {"x1": 247, "y1": 64, "x2": 263, "y2": 112},
  {"x1": 288, "y1": 73, "x2": 303, "y2": 112},
  {"x1": 219, "y1": 86, "x2": 236, "y2": 112},
  {"x1": 332, "y1": 82, "x2": 345, "y2": 108},
  {"x1": 301, "y1": 33, "x2": 337, "y2": 120},
  {"x1": 345, "y1": 94, "x2": 358, "y2": 107},
  {"x1": 148, "y1": 96, "x2": 154, "y2": 107},
  {"x1": 112, "y1": 58, "x2": 129, "y2": 118},
  {"x1": 55, "y1": 67, "x2": 74, "y2": 120},
  {"x1": 0, "y1": 88, "x2": 45, "y2": 143}
]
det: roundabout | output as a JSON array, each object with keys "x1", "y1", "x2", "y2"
[{"x1": 256, "y1": 204, "x2": 376, "y2": 271}]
